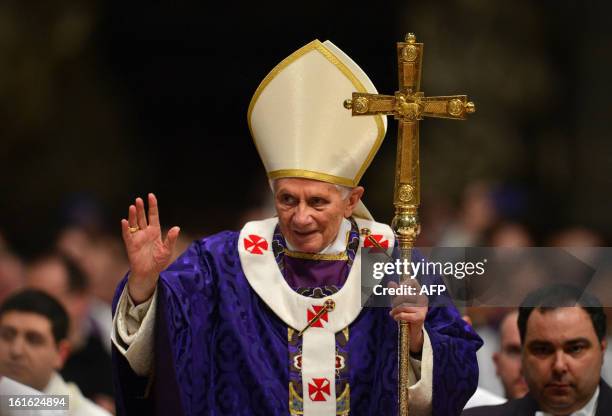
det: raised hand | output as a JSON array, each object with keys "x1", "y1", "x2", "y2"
[{"x1": 120, "y1": 193, "x2": 180, "y2": 304}]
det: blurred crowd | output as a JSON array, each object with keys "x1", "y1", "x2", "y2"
[
  {"x1": 413, "y1": 180, "x2": 612, "y2": 402},
  {"x1": 0, "y1": 179, "x2": 609, "y2": 414}
]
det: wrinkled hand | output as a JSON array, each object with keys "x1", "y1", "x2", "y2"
[
  {"x1": 388, "y1": 280, "x2": 429, "y2": 353},
  {"x1": 121, "y1": 193, "x2": 180, "y2": 304}
]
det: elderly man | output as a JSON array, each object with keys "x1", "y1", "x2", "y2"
[
  {"x1": 111, "y1": 39, "x2": 481, "y2": 416},
  {"x1": 464, "y1": 285, "x2": 612, "y2": 415}
]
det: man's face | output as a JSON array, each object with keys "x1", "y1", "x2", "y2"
[
  {"x1": 493, "y1": 311, "x2": 529, "y2": 399},
  {"x1": 0, "y1": 311, "x2": 65, "y2": 391},
  {"x1": 26, "y1": 258, "x2": 87, "y2": 337},
  {"x1": 522, "y1": 307, "x2": 606, "y2": 415},
  {"x1": 274, "y1": 178, "x2": 362, "y2": 253},
  {"x1": 26, "y1": 259, "x2": 68, "y2": 300}
]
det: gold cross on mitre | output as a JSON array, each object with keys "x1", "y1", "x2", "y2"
[{"x1": 343, "y1": 33, "x2": 476, "y2": 416}]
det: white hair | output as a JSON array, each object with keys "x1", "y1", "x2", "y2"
[
  {"x1": 269, "y1": 179, "x2": 352, "y2": 199},
  {"x1": 334, "y1": 184, "x2": 352, "y2": 199}
]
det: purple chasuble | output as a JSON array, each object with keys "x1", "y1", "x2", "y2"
[{"x1": 111, "y1": 219, "x2": 482, "y2": 416}]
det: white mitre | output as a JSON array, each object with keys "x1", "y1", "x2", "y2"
[{"x1": 247, "y1": 40, "x2": 387, "y2": 220}]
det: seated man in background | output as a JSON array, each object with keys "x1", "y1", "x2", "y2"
[
  {"x1": 26, "y1": 253, "x2": 114, "y2": 409},
  {"x1": 464, "y1": 285, "x2": 612, "y2": 415},
  {"x1": 493, "y1": 310, "x2": 529, "y2": 399},
  {"x1": 0, "y1": 289, "x2": 110, "y2": 416}
]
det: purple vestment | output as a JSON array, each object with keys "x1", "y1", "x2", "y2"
[{"x1": 112, "y1": 226, "x2": 482, "y2": 415}]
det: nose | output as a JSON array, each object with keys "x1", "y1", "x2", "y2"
[
  {"x1": 292, "y1": 202, "x2": 313, "y2": 227},
  {"x1": 552, "y1": 350, "x2": 568, "y2": 376},
  {"x1": 8, "y1": 336, "x2": 25, "y2": 359}
]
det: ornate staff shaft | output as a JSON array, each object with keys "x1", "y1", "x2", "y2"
[
  {"x1": 393, "y1": 118, "x2": 420, "y2": 416},
  {"x1": 344, "y1": 33, "x2": 475, "y2": 416}
]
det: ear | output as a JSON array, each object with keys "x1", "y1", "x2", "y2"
[
  {"x1": 492, "y1": 352, "x2": 501, "y2": 374},
  {"x1": 344, "y1": 186, "x2": 364, "y2": 217},
  {"x1": 601, "y1": 338, "x2": 608, "y2": 355},
  {"x1": 54, "y1": 340, "x2": 71, "y2": 370}
]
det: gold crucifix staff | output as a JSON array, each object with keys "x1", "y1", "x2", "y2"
[{"x1": 343, "y1": 33, "x2": 475, "y2": 416}]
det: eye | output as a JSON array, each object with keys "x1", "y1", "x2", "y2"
[
  {"x1": 529, "y1": 343, "x2": 554, "y2": 357},
  {"x1": 309, "y1": 197, "x2": 328, "y2": 208},
  {"x1": 565, "y1": 343, "x2": 588, "y2": 355},
  {"x1": 504, "y1": 345, "x2": 522, "y2": 358},
  {"x1": 279, "y1": 194, "x2": 297, "y2": 206},
  {"x1": 0, "y1": 327, "x2": 16, "y2": 342},
  {"x1": 568, "y1": 345, "x2": 583, "y2": 354},
  {"x1": 25, "y1": 332, "x2": 45, "y2": 346}
]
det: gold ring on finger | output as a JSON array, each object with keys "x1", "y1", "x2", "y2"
[{"x1": 128, "y1": 226, "x2": 140, "y2": 233}]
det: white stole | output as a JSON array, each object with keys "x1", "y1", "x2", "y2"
[{"x1": 238, "y1": 217, "x2": 394, "y2": 415}]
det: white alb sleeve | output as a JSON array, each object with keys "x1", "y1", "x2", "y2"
[{"x1": 111, "y1": 284, "x2": 157, "y2": 376}]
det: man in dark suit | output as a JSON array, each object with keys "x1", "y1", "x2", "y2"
[{"x1": 464, "y1": 285, "x2": 612, "y2": 415}]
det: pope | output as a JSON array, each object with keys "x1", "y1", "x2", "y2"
[{"x1": 111, "y1": 39, "x2": 482, "y2": 416}]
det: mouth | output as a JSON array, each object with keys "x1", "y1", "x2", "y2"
[
  {"x1": 292, "y1": 229, "x2": 317, "y2": 238},
  {"x1": 545, "y1": 383, "x2": 573, "y2": 393}
]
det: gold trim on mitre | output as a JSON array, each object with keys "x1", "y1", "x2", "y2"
[
  {"x1": 247, "y1": 40, "x2": 386, "y2": 187},
  {"x1": 268, "y1": 169, "x2": 355, "y2": 187}
]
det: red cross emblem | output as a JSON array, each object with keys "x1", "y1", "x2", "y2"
[
  {"x1": 364, "y1": 234, "x2": 389, "y2": 249},
  {"x1": 308, "y1": 378, "x2": 331, "y2": 402},
  {"x1": 243, "y1": 234, "x2": 268, "y2": 255},
  {"x1": 306, "y1": 305, "x2": 329, "y2": 328}
]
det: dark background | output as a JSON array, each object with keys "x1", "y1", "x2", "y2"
[{"x1": 1, "y1": 0, "x2": 611, "y2": 256}]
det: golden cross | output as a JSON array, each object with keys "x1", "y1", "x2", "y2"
[{"x1": 343, "y1": 33, "x2": 475, "y2": 416}]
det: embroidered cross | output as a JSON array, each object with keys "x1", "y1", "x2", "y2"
[
  {"x1": 308, "y1": 378, "x2": 331, "y2": 402},
  {"x1": 306, "y1": 305, "x2": 329, "y2": 328},
  {"x1": 299, "y1": 299, "x2": 335, "y2": 337},
  {"x1": 243, "y1": 234, "x2": 268, "y2": 254},
  {"x1": 363, "y1": 234, "x2": 389, "y2": 249}
]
